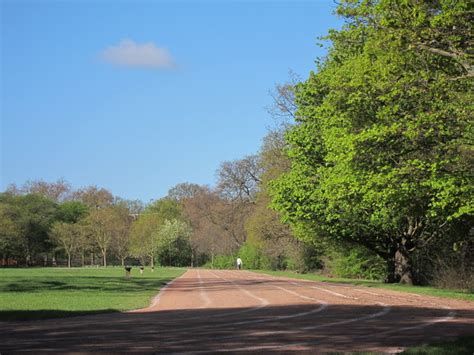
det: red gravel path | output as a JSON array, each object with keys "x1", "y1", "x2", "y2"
[{"x1": 1, "y1": 269, "x2": 473, "y2": 353}]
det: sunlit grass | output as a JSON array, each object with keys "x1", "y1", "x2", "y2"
[{"x1": 0, "y1": 267, "x2": 185, "y2": 320}]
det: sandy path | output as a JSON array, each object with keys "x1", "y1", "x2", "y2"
[{"x1": 1, "y1": 269, "x2": 473, "y2": 353}]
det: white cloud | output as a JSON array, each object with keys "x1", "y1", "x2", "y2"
[{"x1": 100, "y1": 39, "x2": 175, "y2": 69}]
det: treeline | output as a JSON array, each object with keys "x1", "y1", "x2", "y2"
[
  {"x1": 1, "y1": 0, "x2": 472, "y2": 288},
  {"x1": 0, "y1": 134, "x2": 313, "y2": 271},
  {"x1": 0, "y1": 164, "x2": 305, "y2": 271},
  {"x1": 0, "y1": 181, "x2": 143, "y2": 267}
]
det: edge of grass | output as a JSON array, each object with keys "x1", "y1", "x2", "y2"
[
  {"x1": 401, "y1": 336, "x2": 474, "y2": 354},
  {"x1": 0, "y1": 267, "x2": 187, "y2": 321},
  {"x1": 251, "y1": 269, "x2": 474, "y2": 301}
]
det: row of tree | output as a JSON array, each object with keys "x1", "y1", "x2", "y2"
[
  {"x1": 0, "y1": 182, "x2": 140, "y2": 267},
  {"x1": 0, "y1": 145, "x2": 306, "y2": 271}
]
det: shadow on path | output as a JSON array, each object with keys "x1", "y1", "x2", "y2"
[{"x1": 1, "y1": 303, "x2": 473, "y2": 353}]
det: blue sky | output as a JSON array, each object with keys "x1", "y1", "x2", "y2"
[{"x1": 1, "y1": 0, "x2": 342, "y2": 202}]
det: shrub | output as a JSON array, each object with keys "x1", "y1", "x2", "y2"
[
  {"x1": 324, "y1": 246, "x2": 386, "y2": 280},
  {"x1": 203, "y1": 255, "x2": 235, "y2": 269}
]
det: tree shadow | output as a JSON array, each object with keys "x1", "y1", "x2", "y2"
[
  {"x1": 0, "y1": 309, "x2": 118, "y2": 321},
  {"x1": 0, "y1": 303, "x2": 473, "y2": 353},
  {"x1": 0, "y1": 277, "x2": 271, "y2": 294},
  {"x1": 0, "y1": 276, "x2": 171, "y2": 293}
]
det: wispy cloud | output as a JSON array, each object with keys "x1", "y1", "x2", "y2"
[{"x1": 100, "y1": 39, "x2": 175, "y2": 69}]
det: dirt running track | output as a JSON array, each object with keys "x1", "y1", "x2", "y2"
[{"x1": 1, "y1": 269, "x2": 474, "y2": 353}]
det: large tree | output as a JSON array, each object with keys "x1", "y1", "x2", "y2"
[
  {"x1": 73, "y1": 186, "x2": 114, "y2": 210},
  {"x1": 156, "y1": 219, "x2": 192, "y2": 267},
  {"x1": 181, "y1": 187, "x2": 232, "y2": 266},
  {"x1": 84, "y1": 207, "x2": 120, "y2": 267},
  {"x1": 270, "y1": 0, "x2": 473, "y2": 284},
  {"x1": 0, "y1": 193, "x2": 58, "y2": 265},
  {"x1": 130, "y1": 213, "x2": 161, "y2": 267},
  {"x1": 56, "y1": 201, "x2": 89, "y2": 223},
  {"x1": 110, "y1": 203, "x2": 133, "y2": 266},
  {"x1": 246, "y1": 129, "x2": 314, "y2": 270},
  {"x1": 7, "y1": 178, "x2": 72, "y2": 202},
  {"x1": 0, "y1": 202, "x2": 21, "y2": 266},
  {"x1": 49, "y1": 222, "x2": 81, "y2": 267}
]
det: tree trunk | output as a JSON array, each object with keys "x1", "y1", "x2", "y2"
[
  {"x1": 395, "y1": 247, "x2": 413, "y2": 285},
  {"x1": 81, "y1": 252, "x2": 85, "y2": 267},
  {"x1": 150, "y1": 256, "x2": 154, "y2": 268},
  {"x1": 385, "y1": 247, "x2": 398, "y2": 283},
  {"x1": 168, "y1": 243, "x2": 171, "y2": 266},
  {"x1": 67, "y1": 253, "x2": 71, "y2": 268},
  {"x1": 25, "y1": 247, "x2": 31, "y2": 267},
  {"x1": 102, "y1": 250, "x2": 107, "y2": 267},
  {"x1": 121, "y1": 257, "x2": 125, "y2": 267}
]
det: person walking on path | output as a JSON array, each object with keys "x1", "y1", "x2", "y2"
[{"x1": 236, "y1": 257, "x2": 242, "y2": 270}]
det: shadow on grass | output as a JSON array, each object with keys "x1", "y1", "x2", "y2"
[
  {"x1": 0, "y1": 309, "x2": 119, "y2": 322},
  {"x1": 1, "y1": 277, "x2": 273, "y2": 294},
  {"x1": 0, "y1": 304, "x2": 473, "y2": 353},
  {"x1": 1, "y1": 277, "x2": 169, "y2": 293},
  {"x1": 402, "y1": 336, "x2": 474, "y2": 354}
]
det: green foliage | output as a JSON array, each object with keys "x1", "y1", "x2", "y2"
[
  {"x1": 56, "y1": 201, "x2": 89, "y2": 223},
  {"x1": 0, "y1": 202, "x2": 21, "y2": 259},
  {"x1": 49, "y1": 222, "x2": 82, "y2": 267},
  {"x1": 403, "y1": 336, "x2": 474, "y2": 355},
  {"x1": 237, "y1": 242, "x2": 270, "y2": 270},
  {"x1": 156, "y1": 219, "x2": 192, "y2": 267},
  {"x1": 0, "y1": 193, "x2": 58, "y2": 263},
  {"x1": 324, "y1": 246, "x2": 386, "y2": 280},
  {"x1": 146, "y1": 198, "x2": 182, "y2": 222},
  {"x1": 130, "y1": 213, "x2": 161, "y2": 265},
  {"x1": 204, "y1": 255, "x2": 235, "y2": 269},
  {"x1": 269, "y1": 0, "x2": 473, "y2": 284}
]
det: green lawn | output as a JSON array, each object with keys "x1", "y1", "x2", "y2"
[
  {"x1": 252, "y1": 270, "x2": 474, "y2": 301},
  {"x1": 402, "y1": 336, "x2": 474, "y2": 354},
  {"x1": 0, "y1": 267, "x2": 185, "y2": 321}
]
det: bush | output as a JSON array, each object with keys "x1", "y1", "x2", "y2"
[
  {"x1": 203, "y1": 255, "x2": 235, "y2": 269},
  {"x1": 433, "y1": 263, "x2": 474, "y2": 292},
  {"x1": 411, "y1": 225, "x2": 474, "y2": 289},
  {"x1": 324, "y1": 246, "x2": 386, "y2": 280},
  {"x1": 238, "y1": 243, "x2": 273, "y2": 270}
]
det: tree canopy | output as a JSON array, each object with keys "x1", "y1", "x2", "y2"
[{"x1": 270, "y1": 0, "x2": 473, "y2": 284}]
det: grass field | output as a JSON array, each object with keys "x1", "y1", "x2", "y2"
[
  {"x1": 254, "y1": 270, "x2": 474, "y2": 301},
  {"x1": 0, "y1": 267, "x2": 185, "y2": 321},
  {"x1": 402, "y1": 336, "x2": 474, "y2": 354}
]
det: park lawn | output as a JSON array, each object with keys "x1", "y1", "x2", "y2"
[
  {"x1": 253, "y1": 270, "x2": 474, "y2": 302},
  {"x1": 0, "y1": 267, "x2": 185, "y2": 321},
  {"x1": 402, "y1": 336, "x2": 474, "y2": 354}
]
